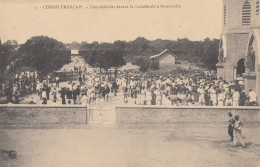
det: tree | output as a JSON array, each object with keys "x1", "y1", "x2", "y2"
[
  {"x1": 66, "y1": 41, "x2": 81, "y2": 50},
  {"x1": 131, "y1": 37, "x2": 149, "y2": 56},
  {"x1": 80, "y1": 42, "x2": 126, "y2": 72},
  {"x1": 132, "y1": 57, "x2": 150, "y2": 72},
  {"x1": 151, "y1": 61, "x2": 159, "y2": 71},
  {"x1": 202, "y1": 39, "x2": 219, "y2": 70},
  {"x1": 18, "y1": 36, "x2": 71, "y2": 75},
  {"x1": 0, "y1": 40, "x2": 19, "y2": 81},
  {"x1": 79, "y1": 37, "x2": 220, "y2": 71}
]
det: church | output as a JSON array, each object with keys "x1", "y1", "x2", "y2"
[{"x1": 217, "y1": 0, "x2": 260, "y2": 104}]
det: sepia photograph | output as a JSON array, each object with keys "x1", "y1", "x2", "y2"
[{"x1": 0, "y1": 0, "x2": 260, "y2": 166}]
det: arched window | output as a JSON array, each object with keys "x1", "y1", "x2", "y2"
[
  {"x1": 242, "y1": 1, "x2": 251, "y2": 25},
  {"x1": 256, "y1": 0, "x2": 259, "y2": 15},
  {"x1": 224, "y1": 4, "x2": 227, "y2": 26}
]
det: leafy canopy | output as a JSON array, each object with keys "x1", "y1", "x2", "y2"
[{"x1": 19, "y1": 36, "x2": 71, "y2": 74}]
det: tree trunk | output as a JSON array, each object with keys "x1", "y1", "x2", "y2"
[{"x1": 0, "y1": 68, "x2": 4, "y2": 83}]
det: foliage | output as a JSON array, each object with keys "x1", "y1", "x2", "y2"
[
  {"x1": 201, "y1": 38, "x2": 219, "y2": 70},
  {"x1": 0, "y1": 40, "x2": 19, "y2": 67},
  {"x1": 79, "y1": 42, "x2": 126, "y2": 70},
  {"x1": 78, "y1": 37, "x2": 219, "y2": 70},
  {"x1": 65, "y1": 41, "x2": 81, "y2": 50},
  {"x1": 18, "y1": 36, "x2": 71, "y2": 75},
  {"x1": 0, "y1": 40, "x2": 20, "y2": 81},
  {"x1": 151, "y1": 61, "x2": 159, "y2": 71},
  {"x1": 132, "y1": 57, "x2": 150, "y2": 72}
]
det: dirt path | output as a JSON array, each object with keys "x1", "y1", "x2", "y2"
[{"x1": 0, "y1": 124, "x2": 259, "y2": 167}]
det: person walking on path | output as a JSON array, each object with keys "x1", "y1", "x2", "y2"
[
  {"x1": 42, "y1": 88, "x2": 47, "y2": 104},
  {"x1": 60, "y1": 88, "x2": 66, "y2": 105},
  {"x1": 52, "y1": 88, "x2": 58, "y2": 103},
  {"x1": 233, "y1": 115, "x2": 246, "y2": 148},
  {"x1": 228, "y1": 112, "x2": 235, "y2": 142},
  {"x1": 55, "y1": 76, "x2": 60, "y2": 88},
  {"x1": 105, "y1": 84, "x2": 110, "y2": 101},
  {"x1": 46, "y1": 86, "x2": 50, "y2": 100},
  {"x1": 112, "y1": 80, "x2": 117, "y2": 96}
]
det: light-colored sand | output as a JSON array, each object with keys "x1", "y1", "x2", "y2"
[{"x1": 0, "y1": 124, "x2": 259, "y2": 167}]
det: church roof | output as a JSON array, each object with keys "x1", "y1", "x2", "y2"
[{"x1": 149, "y1": 49, "x2": 176, "y2": 59}]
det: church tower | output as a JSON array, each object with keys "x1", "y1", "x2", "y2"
[
  {"x1": 217, "y1": 0, "x2": 260, "y2": 104},
  {"x1": 217, "y1": 0, "x2": 251, "y2": 82}
]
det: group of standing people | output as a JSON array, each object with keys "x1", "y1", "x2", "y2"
[
  {"x1": 35, "y1": 75, "x2": 60, "y2": 105},
  {"x1": 58, "y1": 80, "x2": 112, "y2": 105},
  {"x1": 116, "y1": 70, "x2": 257, "y2": 106},
  {"x1": 35, "y1": 64, "x2": 118, "y2": 105},
  {"x1": 1, "y1": 62, "x2": 258, "y2": 107},
  {"x1": 59, "y1": 64, "x2": 120, "y2": 105},
  {"x1": 1, "y1": 70, "x2": 41, "y2": 104}
]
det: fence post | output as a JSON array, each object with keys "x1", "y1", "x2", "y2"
[{"x1": 85, "y1": 105, "x2": 88, "y2": 124}]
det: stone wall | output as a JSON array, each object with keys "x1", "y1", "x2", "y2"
[
  {"x1": 0, "y1": 105, "x2": 86, "y2": 125},
  {"x1": 223, "y1": 33, "x2": 249, "y2": 82},
  {"x1": 0, "y1": 105, "x2": 259, "y2": 125},
  {"x1": 226, "y1": 33, "x2": 249, "y2": 65},
  {"x1": 115, "y1": 106, "x2": 260, "y2": 124}
]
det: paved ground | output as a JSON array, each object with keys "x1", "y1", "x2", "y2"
[{"x1": 0, "y1": 124, "x2": 260, "y2": 167}]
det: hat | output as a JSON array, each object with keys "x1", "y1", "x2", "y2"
[
  {"x1": 228, "y1": 112, "x2": 232, "y2": 117},
  {"x1": 235, "y1": 115, "x2": 240, "y2": 119}
]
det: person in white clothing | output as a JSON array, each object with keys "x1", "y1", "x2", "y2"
[
  {"x1": 232, "y1": 89, "x2": 240, "y2": 106},
  {"x1": 248, "y1": 89, "x2": 256, "y2": 106},
  {"x1": 197, "y1": 86, "x2": 205, "y2": 105},
  {"x1": 217, "y1": 89, "x2": 225, "y2": 106}
]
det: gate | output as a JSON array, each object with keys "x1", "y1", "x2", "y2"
[{"x1": 86, "y1": 106, "x2": 115, "y2": 124}]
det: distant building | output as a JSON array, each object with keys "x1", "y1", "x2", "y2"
[
  {"x1": 71, "y1": 50, "x2": 79, "y2": 55},
  {"x1": 150, "y1": 49, "x2": 176, "y2": 71},
  {"x1": 119, "y1": 63, "x2": 139, "y2": 71},
  {"x1": 217, "y1": 0, "x2": 260, "y2": 104}
]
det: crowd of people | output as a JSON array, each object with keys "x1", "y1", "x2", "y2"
[
  {"x1": 29, "y1": 62, "x2": 118, "y2": 105},
  {"x1": 45, "y1": 68, "x2": 257, "y2": 107},
  {"x1": 0, "y1": 68, "x2": 64, "y2": 104},
  {"x1": 0, "y1": 62, "x2": 258, "y2": 107},
  {"x1": 117, "y1": 70, "x2": 257, "y2": 106},
  {"x1": 1, "y1": 70, "x2": 41, "y2": 104}
]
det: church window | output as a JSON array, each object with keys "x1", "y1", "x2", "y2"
[
  {"x1": 242, "y1": 1, "x2": 251, "y2": 25},
  {"x1": 224, "y1": 4, "x2": 227, "y2": 26},
  {"x1": 256, "y1": 0, "x2": 259, "y2": 15}
]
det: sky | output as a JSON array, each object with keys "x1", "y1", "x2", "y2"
[{"x1": 0, "y1": 0, "x2": 222, "y2": 44}]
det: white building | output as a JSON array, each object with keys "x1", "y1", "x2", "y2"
[{"x1": 150, "y1": 49, "x2": 176, "y2": 71}]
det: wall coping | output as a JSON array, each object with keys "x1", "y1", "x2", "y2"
[
  {"x1": 0, "y1": 104, "x2": 259, "y2": 110},
  {"x1": 0, "y1": 104, "x2": 87, "y2": 108},
  {"x1": 115, "y1": 105, "x2": 260, "y2": 110}
]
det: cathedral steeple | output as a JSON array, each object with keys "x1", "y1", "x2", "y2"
[{"x1": 217, "y1": 0, "x2": 260, "y2": 105}]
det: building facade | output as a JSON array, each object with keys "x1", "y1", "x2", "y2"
[
  {"x1": 150, "y1": 49, "x2": 176, "y2": 72},
  {"x1": 217, "y1": 0, "x2": 260, "y2": 104}
]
